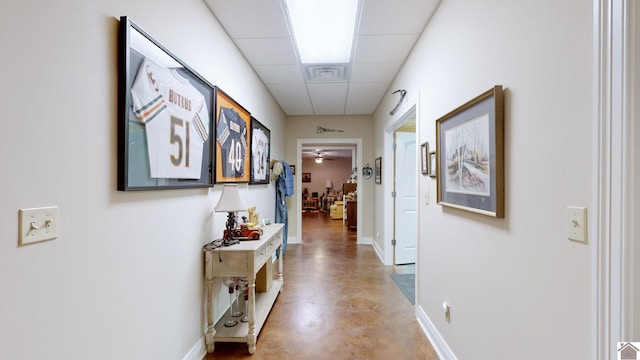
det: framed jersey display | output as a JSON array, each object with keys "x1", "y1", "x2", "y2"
[
  {"x1": 118, "y1": 16, "x2": 215, "y2": 191},
  {"x1": 215, "y1": 88, "x2": 251, "y2": 183},
  {"x1": 249, "y1": 117, "x2": 270, "y2": 184}
]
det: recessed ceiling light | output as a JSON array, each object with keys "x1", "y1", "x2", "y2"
[{"x1": 284, "y1": 0, "x2": 359, "y2": 64}]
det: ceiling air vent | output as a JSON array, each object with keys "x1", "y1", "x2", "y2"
[{"x1": 305, "y1": 64, "x2": 349, "y2": 82}]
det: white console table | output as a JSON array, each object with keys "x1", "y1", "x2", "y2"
[{"x1": 203, "y1": 223, "x2": 284, "y2": 354}]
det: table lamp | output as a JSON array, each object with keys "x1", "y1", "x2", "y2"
[
  {"x1": 325, "y1": 179, "x2": 333, "y2": 194},
  {"x1": 215, "y1": 184, "x2": 245, "y2": 246}
]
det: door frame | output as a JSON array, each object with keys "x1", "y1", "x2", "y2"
[
  {"x1": 296, "y1": 138, "x2": 363, "y2": 244},
  {"x1": 593, "y1": 0, "x2": 637, "y2": 358},
  {"x1": 393, "y1": 126, "x2": 418, "y2": 265},
  {"x1": 382, "y1": 93, "x2": 419, "y2": 266}
]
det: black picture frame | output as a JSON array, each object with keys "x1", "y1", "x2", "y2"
[
  {"x1": 249, "y1": 116, "x2": 270, "y2": 184},
  {"x1": 420, "y1": 142, "x2": 429, "y2": 175},
  {"x1": 302, "y1": 173, "x2": 311, "y2": 183},
  {"x1": 436, "y1": 85, "x2": 504, "y2": 218},
  {"x1": 214, "y1": 88, "x2": 251, "y2": 183},
  {"x1": 375, "y1": 157, "x2": 382, "y2": 184},
  {"x1": 118, "y1": 16, "x2": 214, "y2": 191}
]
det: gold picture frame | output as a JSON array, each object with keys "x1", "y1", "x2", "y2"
[
  {"x1": 215, "y1": 88, "x2": 251, "y2": 183},
  {"x1": 435, "y1": 85, "x2": 504, "y2": 218}
]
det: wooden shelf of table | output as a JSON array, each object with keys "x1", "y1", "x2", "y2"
[
  {"x1": 203, "y1": 224, "x2": 284, "y2": 355},
  {"x1": 212, "y1": 278, "x2": 282, "y2": 342}
]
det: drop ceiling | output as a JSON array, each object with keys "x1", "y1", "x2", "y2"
[
  {"x1": 301, "y1": 147, "x2": 354, "y2": 160},
  {"x1": 204, "y1": 0, "x2": 440, "y2": 116}
]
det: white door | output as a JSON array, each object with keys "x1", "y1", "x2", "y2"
[{"x1": 394, "y1": 131, "x2": 417, "y2": 264}]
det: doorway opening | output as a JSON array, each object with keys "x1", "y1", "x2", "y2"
[
  {"x1": 392, "y1": 114, "x2": 417, "y2": 265},
  {"x1": 296, "y1": 139, "x2": 363, "y2": 245},
  {"x1": 300, "y1": 145, "x2": 355, "y2": 237}
]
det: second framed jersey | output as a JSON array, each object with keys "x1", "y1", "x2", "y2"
[{"x1": 215, "y1": 88, "x2": 251, "y2": 183}]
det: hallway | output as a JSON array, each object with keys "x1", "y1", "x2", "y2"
[{"x1": 205, "y1": 213, "x2": 437, "y2": 359}]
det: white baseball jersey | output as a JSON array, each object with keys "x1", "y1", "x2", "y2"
[
  {"x1": 251, "y1": 127, "x2": 268, "y2": 181},
  {"x1": 131, "y1": 58, "x2": 209, "y2": 179}
]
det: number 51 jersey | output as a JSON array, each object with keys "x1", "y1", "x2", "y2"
[{"x1": 130, "y1": 58, "x2": 209, "y2": 179}]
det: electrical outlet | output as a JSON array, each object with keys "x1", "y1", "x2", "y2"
[{"x1": 19, "y1": 206, "x2": 58, "y2": 246}]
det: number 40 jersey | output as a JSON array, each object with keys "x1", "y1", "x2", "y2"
[{"x1": 216, "y1": 107, "x2": 247, "y2": 178}]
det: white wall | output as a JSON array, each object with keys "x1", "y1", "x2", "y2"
[
  {"x1": 374, "y1": 0, "x2": 592, "y2": 358},
  {"x1": 0, "y1": 0, "x2": 286, "y2": 359}
]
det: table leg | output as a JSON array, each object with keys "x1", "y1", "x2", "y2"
[
  {"x1": 247, "y1": 279, "x2": 256, "y2": 354},
  {"x1": 205, "y1": 280, "x2": 216, "y2": 353},
  {"x1": 278, "y1": 245, "x2": 283, "y2": 291},
  {"x1": 204, "y1": 251, "x2": 216, "y2": 353}
]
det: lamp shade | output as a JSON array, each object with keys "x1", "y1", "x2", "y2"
[
  {"x1": 325, "y1": 179, "x2": 333, "y2": 188},
  {"x1": 214, "y1": 184, "x2": 245, "y2": 212}
]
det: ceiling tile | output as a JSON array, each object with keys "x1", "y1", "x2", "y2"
[
  {"x1": 276, "y1": 97, "x2": 314, "y2": 115},
  {"x1": 234, "y1": 38, "x2": 298, "y2": 65},
  {"x1": 310, "y1": 96, "x2": 347, "y2": 115},
  {"x1": 347, "y1": 82, "x2": 389, "y2": 99},
  {"x1": 350, "y1": 63, "x2": 402, "y2": 82},
  {"x1": 204, "y1": 0, "x2": 290, "y2": 38},
  {"x1": 266, "y1": 83, "x2": 308, "y2": 98},
  {"x1": 353, "y1": 35, "x2": 418, "y2": 63},
  {"x1": 254, "y1": 65, "x2": 305, "y2": 83},
  {"x1": 307, "y1": 83, "x2": 348, "y2": 98},
  {"x1": 346, "y1": 82, "x2": 389, "y2": 114},
  {"x1": 358, "y1": 0, "x2": 441, "y2": 35}
]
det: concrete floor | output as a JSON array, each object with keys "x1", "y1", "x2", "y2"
[{"x1": 204, "y1": 212, "x2": 437, "y2": 359}]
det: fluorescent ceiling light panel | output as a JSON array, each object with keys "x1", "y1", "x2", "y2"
[{"x1": 285, "y1": 0, "x2": 358, "y2": 63}]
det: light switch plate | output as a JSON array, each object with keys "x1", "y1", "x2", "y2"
[
  {"x1": 567, "y1": 206, "x2": 587, "y2": 244},
  {"x1": 19, "y1": 206, "x2": 58, "y2": 246}
]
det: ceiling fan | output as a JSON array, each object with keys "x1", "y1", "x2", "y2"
[{"x1": 314, "y1": 152, "x2": 334, "y2": 164}]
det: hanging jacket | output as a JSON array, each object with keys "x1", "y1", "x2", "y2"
[{"x1": 282, "y1": 161, "x2": 294, "y2": 197}]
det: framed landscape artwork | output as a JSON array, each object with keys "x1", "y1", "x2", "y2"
[
  {"x1": 117, "y1": 16, "x2": 215, "y2": 191},
  {"x1": 214, "y1": 88, "x2": 251, "y2": 183},
  {"x1": 435, "y1": 85, "x2": 504, "y2": 218}
]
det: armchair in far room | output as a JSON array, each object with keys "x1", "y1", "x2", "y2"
[{"x1": 330, "y1": 201, "x2": 343, "y2": 219}]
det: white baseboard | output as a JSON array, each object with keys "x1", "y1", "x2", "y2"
[
  {"x1": 358, "y1": 236, "x2": 373, "y2": 245},
  {"x1": 371, "y1": 239, "x2": 386, "y2": 264},
  {"x1": 182, "y1": 337, "x2": 206, "y2": 360},
  {"x1": 287, "y1": 236, "x2": 301, "y2": 244},
  {"x1": 416, "y1": 305, "x2": 457, "y2": 360}
]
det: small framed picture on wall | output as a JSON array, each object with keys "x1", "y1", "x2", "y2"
[{"x1": 421, "y1": 142, "x2": 429, "y2": 175}]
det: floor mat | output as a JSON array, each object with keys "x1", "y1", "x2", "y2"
[{"x1": 390, "y1": 273, "x2": 415, "y2": 305}]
